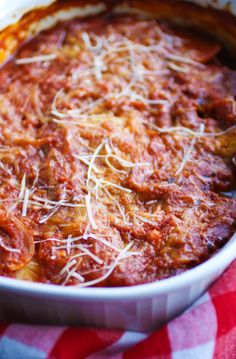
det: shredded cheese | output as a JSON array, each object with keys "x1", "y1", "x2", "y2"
[
  {"x1": 16, "y1": 53, "x2": 57, "y2": 65},
  {"x1": 168, "y1": 62, "x2": 189, "y2": 73},
  {"x1": 82, "y1": 31, "x2": 104, "y2": 52},
  {"x1": 76, "y1": 244, "x2": 103, "y2": 264},
  {"x1": 76, "y1": 241, "x2": 135, "y2": 287},
  {"x1": 33, "y1": 196, "x2": 85, "y2": 208},
  {"x1": 74, "y1": 155, "x2": 101, "y2": 173},
  {"x1": 176, "y1": 124, "x2": 205, "y2": 175},
  {"x1": 85, "y1": 192, "x2": 98, "y2": 229},
  {"x1": 164, "y1": 52, "x2": 205, "y2": 69},
  {"x1": 0, "y1": 238, "x2": 20, "y2": 253},
  {"x1": 103, "y1": 187, "x2": 127, "y2": 224},
  {"x1": 100, "y1": 180, "x2": 132, "y2": 193},
  {"x1": 0, "y1": 161, "x2": 11, "y2": 175},
  {"x1": 107, "y1": 154, "x2": 150, "y2": 168},
  {"x1": 22, "y1": 188, "x2": 30, "y2": 217},
  {"x1": 142, "y1": 121, "x2": 236, "y2": 138},
  {"x1": 38, "y1": 202, "x2": 62, "y2": 224},
  {"x1": 86, "y1": 140, "x2": 105, "y2": 186},
  {"x1": 18, "y1": 173, "x2": 26, "y2": 199},
  {"x1": 89, "y1": 233, "x2": 122, "y2": 252}
]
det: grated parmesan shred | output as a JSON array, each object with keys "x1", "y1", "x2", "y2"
[
  {"x1": 18, "y1": 173, "x2": 26, "y2": 199},
  {"x1": 22, "y1": 188, "x2": 30, "y2": 217},
  {"x1": 176, "y1": 123, "x2": 205, "y2": 175},
  {"x1": 16, "y1": 53, "x2": 57, "y2": 65},
  {"x1": 0, "y1": 238, "x2": 20, "y2": 253},
  {"x1": 76, "y1": 242, "x2": 136, "y2": 287},
  {"x1": 85, "y1": 192, "x2": 98, "y2": 229}
]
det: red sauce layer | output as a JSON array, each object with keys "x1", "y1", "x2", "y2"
[{"x1": 0, "y1": 14, "x2": 235, "y2": 287}]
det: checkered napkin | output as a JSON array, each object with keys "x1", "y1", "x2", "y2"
[{"x1": 0, "y1": 260, "x2": 235, "y2": 359}]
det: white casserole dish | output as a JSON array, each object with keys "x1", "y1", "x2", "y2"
[{"x1": 0, "y1": 0, "x2": 235, "y2": 332}]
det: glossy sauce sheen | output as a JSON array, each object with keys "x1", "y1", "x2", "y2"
[{"x1": 0, "y1": 14, "x2": 235, "y2": 287}]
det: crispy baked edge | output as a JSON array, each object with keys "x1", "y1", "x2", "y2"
[{"x1": 0, "y1": 0, "x2": 235, "y2": 65}]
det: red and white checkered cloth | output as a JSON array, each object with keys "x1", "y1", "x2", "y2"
[{"x1": 0, "y1": 260, "x2": 235, "y2": 359}]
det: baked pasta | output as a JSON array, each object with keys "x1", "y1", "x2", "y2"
[{"x1": 0, "y1": 1, "x2": 235, "y2": 286}]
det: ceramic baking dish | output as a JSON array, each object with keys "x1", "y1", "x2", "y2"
[{"x1": 0, "y1": 0, "x2": 235, "y2": 332}]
